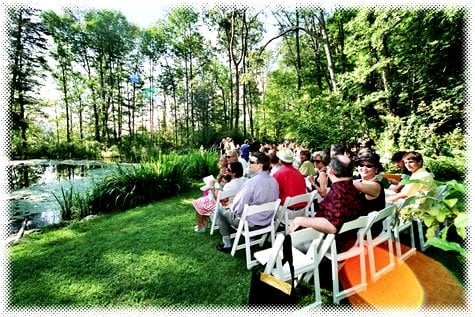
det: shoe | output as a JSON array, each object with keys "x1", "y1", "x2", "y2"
[
  {"x1": 216, "y1": 243, "x2": 232, "y2": 254},
  {"x1": 194, "y1": 226, "x2": 206, "y2": 233}
]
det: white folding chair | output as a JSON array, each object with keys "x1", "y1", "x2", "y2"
[
  {"x1": 365, "y1": 205, "x2": 396, "y2": 282},
  {"x1": 209, "y1": 187, "x2": 239, "y2": 235},
  {"x1": 324, "y1": 213, "x2": 375, "y2": 304},
  {"x1": 277, "y1": 191, "x2": 317, "y2": 234},
  {"x1": 230, "y1": 199, "x2": 281, "y2": 269},
  {"x1": 254, "y1": 228, "x2": 335, "y2": 308},
  {"x1": 391, "y1": 197, "x2": 419, "y2": 263}
]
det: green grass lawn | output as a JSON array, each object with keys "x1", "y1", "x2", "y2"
[
  {"x1": 8, "y1": 186, "x2": 466, "y2": 310},
  {"x1": 9, "y1": 187, "x2": 259, "y2": 308}
]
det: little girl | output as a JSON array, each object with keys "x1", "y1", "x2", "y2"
[{"x1": 192, "y1": 174, "x2": 231, "y2": 233}]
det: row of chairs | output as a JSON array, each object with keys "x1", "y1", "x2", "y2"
[
  {"x1": 254, "y1": 203, "x2": 420, "y2": 306},
  {"x1": 205, "y1": 185, "x2": 421, "y2": 306},
  {"x1": 209, "y1": 189, "x2": 319, "y2": 269}
]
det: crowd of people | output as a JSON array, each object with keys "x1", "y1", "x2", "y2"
[{"x1": 193, "y1": 137, "x2": 435, "y2": 256}]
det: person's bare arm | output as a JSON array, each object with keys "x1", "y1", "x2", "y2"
[
  {"x1": 288, "y1": 216, "x2": 337, "y2": 234},
  {"x1": 353, "y1": 179, "x2": 381, "y2": 198}
]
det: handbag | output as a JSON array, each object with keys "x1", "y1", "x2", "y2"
[{"x1": 248, "y1": 234, "x2": 297, "y2": 306}]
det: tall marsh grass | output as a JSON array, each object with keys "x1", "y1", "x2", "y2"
[
  {"x1": 86, "y1": 150, "x2": 219, "y2": 215},
  {"x1": 52, "y1": 186, "x2": 92, "y2": 221}
]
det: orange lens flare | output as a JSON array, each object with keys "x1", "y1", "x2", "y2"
[{"x1": 339, "y1": 245, "x2": 465, "y2": 308}]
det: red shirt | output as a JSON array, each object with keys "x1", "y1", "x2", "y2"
[
  {"x1": 316, "y1": 180, "x2": 362, "y2": 252},
  {"x1": 273, "y1": 164, "x2": 307, "y2": 208}
]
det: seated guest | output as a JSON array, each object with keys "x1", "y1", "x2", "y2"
[
  {"x1": 289, "y1": 155, "x2": 362, "y2": 253},
  {"x1": 268, "y1": 150, "x2": 282, "y2": 176},
  {"x1": 353, "y1": 148, "x2": 390, "y2": 189},
  {"x1": 226, "y1": 149, "x2": 248, "y2": 175},
  {"x1": 217, "y1": 154, "x2": 228, "y2": 176},
  {"x1": 330, "y1": 143, "x2": 345, "y2": 158},
  {"x1": 273, "y1": 148, "x2": 307, "y2": 224},
  {"x1": 307, "y1": 150, "x2": 331, "y2": 199},
  {"x1": 352, "y1": 150, "x2": 386, "y2": 235},
  {"x1": 192, "y1": 174, "x2": 231, "y2": 233},
  {"x1": 222, "y1": 161, "x2": 246, "y2": 194},
  {"x1": 216, "y1": 152, "x2": 279, "y2": 253},
  {"x1": 386, "y1": 151, "x2": 435, "y2": 204},
  {"x1": 388, "y1": 151, "x2": 412, "y2": 193},
  {"x1": 299, "y1": 150, "x2": 316, "y2": 177}
]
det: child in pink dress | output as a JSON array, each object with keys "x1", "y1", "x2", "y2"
[{"x1": 192, "y1": 174, "x2": 231, "y2": 232}]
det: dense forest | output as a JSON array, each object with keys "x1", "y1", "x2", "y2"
[{"x1": 6, "y1": 5, "x2": 467, "y2": 163}]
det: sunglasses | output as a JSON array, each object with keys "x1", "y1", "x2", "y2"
[
  {"x1": 249, "y1": 160, "x2": 258, "y2": 165},
  {"x1": 358, "y1": 163, "x2": 375, "y2": 168},
  {"x1": 312, "y1": 160, "x2": 322, "y2": 164}
]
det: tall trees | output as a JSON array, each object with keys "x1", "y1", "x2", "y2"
[
  {"x1": 8, "y1": 7, "x2": 48, "y2": 159},
  {"x1": 42, "y1": 10, "x2": 76, "y2": 143},
  {"x1": 340, "y1": 8, "x2": 465, "y2": 152},
  {"x1": 8, "y1": 5, "x2": 465, "y2": 160}
]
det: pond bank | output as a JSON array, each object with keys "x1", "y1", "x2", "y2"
[{"x1": 6, "y1": 159, "x2": 123, "y2": 237}]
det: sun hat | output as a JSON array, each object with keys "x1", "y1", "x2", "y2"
[
  {"x1": 355, "y1": 150, "x2": 382, "y2": 170},
  {"x1": 276, "y1": 148, "x2": 295, "y2": 164}
]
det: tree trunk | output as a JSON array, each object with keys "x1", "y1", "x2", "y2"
[
  {"x1": 296, "y1": 10, "x2": 302, "y2": 90},
  {"x1": 318, "y1": 9, "x2": 338, "y2": 92}
]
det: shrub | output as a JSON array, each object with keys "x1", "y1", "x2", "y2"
[{"x1": 425, "y1": 156, "x2": 465, "y2": 181}]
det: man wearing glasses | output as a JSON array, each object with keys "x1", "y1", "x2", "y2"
[{"x1": 216, "y1": 152, "x2": 279, "y2": 253}]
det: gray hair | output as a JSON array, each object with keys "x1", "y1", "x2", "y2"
[{"x1": 329, "y1": 155, "x2": 354, "y2": 177}]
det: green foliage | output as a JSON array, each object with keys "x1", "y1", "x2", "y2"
[
  {"x1": 397, "y1": 179, "x2": 467, "y2": 257},
  {"x1": 116, "y1": 133, "x2": 175, "y2": 162},
  {"x1": 12, "y1": 128, "x2": 102, "y2": 160},
  {"x1": 296, "y1": 95, "x2": 367, "y2": 150},
  {"x1": 184, "y1": 150, "x2": 220, "y2": 179},
  {"x1": 437, "y1": 128, "x2": 466, "y2": 157},
  {"x1": 52, "y1": 185, "x2": 92, "y2": 221},
  {"x1": 88, "y1": 150, "x2": 218, "y2": 214},
  {"x1": 425, "y1": 156, "x2": 466, "y2": 181},
  {"x1": 52, "y1": 186, "x2": 74, "y2": 221}
]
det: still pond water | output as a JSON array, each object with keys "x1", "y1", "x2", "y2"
[{"x1": 7, "y1": 159, "x2": 120, "y2": 233}]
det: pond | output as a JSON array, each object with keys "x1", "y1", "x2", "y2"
[{"x1": 7, "y1": 159, "x2": 120, "y2": 234}]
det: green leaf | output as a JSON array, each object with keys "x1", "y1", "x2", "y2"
[
  {"x1": 454, "y1": 212, "x2": 468, "y2": 228},
  {"x1": 426, "y1": 238, "x2": 466, "y2": 257},
  {"x1": 442, "y1": 198, "x2": 458, "y2": 208},
  {"x1": 427, "y1": 206, "x2": 440, "y2": 216},
  {"x1": 422, "y1": 215, "x2": 435, "y2": 227},
  {"x1": 436, "y1": 209, "x2": 449, "y2": 223},
  {"x1": 426, "y1": 226, "x2": 437, "y2": 239},
  {"x1": 456, "y1": 226, "x2": 466, "y2": 240},
  {"x1": 451, "y1": 182, "x2": 466, "y2": 193}
]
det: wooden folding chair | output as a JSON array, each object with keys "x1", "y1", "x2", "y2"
[
  {"x1": 230, "y1": 199, "x2": 281, "y2": 269},
  {"x1": 277, "y1": 191, "x2": 317, "y2": 234},
  {"x1": 324, "y1": 213, "x2": 375, "y2": 304},
  {"x1": 254, "y1": 228, "x2": 335, "y2": 308},
  {"x1": 365, "y1": 205, "x2": 396, "y2": 282},
  {"x1": 209, "y1": 187, "x2": 239, "y2": 235}
]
